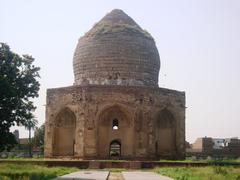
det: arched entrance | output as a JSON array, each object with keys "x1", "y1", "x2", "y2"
[
  {"x1": 155, "y1": 109, "x2": 176, "y2": 157},
  {"x1": 109, "y1": 140, "x2": 121, "y2": 158},
  {"x1": 53, "y1": 108, "x2": 76, "y2": 156},
  {"x1": 97, "y1": 105, "x2": 133, "y2": 159}
]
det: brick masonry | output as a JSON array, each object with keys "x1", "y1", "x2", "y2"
[{"x1": 44, "y1": 9, "x2": 186, "y2": 160}]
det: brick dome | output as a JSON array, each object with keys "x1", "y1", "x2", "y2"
[{"x1": 73, "y1": 9, "x2": 160, "y2": 86}]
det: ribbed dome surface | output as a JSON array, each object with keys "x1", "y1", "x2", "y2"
[{"x1": 73, "y1": 9, "x2": 160, "y2": 86}]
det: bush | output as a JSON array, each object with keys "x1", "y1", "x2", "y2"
[{"x1": 213, "y1": 166, "x2": 229, "y2": 175}]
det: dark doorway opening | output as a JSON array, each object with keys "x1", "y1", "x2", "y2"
[{"x1": 109, "y1": 140, "x2": 121, "y2": 158}]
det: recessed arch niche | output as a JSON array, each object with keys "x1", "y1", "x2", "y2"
[
  {"x1": 97, "y1": 105, "x2": 133, "y2": 159},
  {"x1": 155, "y1": 109, "x2": 176, "y2": 157},
  {"x1": 53, "y1": 108, "x2": 76, "y2": 156}
]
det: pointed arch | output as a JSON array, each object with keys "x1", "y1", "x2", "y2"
[
  {"x1": 55, "y1": 107, "x2": 76, "y2": 127},
  {"x1": 97, "y1": 104, "x2": 134, "y2": 158},
  {"x1": 156, "y1": 108, "x2": 175, "y2": 129},
  {"x1": 155, "y1": 108, "x2": 176, "y2": 157},
  {"x1": 53, "y1": 107, "x2": 76, "y2": 156}
]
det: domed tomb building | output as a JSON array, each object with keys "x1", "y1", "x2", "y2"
[{"x1": 44, "y1": 9, "x2": 185, "y2": 159}]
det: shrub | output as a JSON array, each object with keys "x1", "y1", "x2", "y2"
[{"x1": 213, "y1": 166, "x2": 229, "y2": 175}]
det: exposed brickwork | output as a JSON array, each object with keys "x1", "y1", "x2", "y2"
[
  {"x1": 73, "y1": 9, "x2": 160, "y2": 86},
  {"x1": 44, "y1": 9, "x2": 186, "y2": 160},
  {"x1": 45, "y1": 85, "x2": 185, "y2": 159}
]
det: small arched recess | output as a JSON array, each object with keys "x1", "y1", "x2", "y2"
[{"x1": 109, "y1": 139, "x2": 121, "y2": 158}]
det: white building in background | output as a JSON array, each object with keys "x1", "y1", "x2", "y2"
[
  {"x1": 212, "y1": 138, "x2": 225, "y2": 149},
  {"x1": 210, "y1": 137, "x2": 239, "y2": 150},
  {"x1": 225, "y1": 137, "x2": 239, "y2": 146}
]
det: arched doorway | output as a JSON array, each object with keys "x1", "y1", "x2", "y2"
[
  {"x1": 53, "y1": 108, "x2": 76, "y2": 156},
  {"x1": 97, "y1": 105, "x2": 133, "y2": 159},
  {"x1": 155, "y1": 109, "x2": 176, "y2": 157},
  {"x1": 109, "y1": 140, "x2": 121, "y2": 158}
]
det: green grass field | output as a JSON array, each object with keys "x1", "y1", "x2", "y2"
[
  {"x1": 0, "y1": 163, "x2": 79, "y2": 180},
  {"x1": 155, "y1": 166, "x2": 240, "y2": 180},
  {"x1": 0, "y1": 160, "x2": 240, "y2": 180}
]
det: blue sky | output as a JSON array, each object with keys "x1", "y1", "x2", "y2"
[{"x1": 1, "y1": 0, "x2": 240, "y2": 143}]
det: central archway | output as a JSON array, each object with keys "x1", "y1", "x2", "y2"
[{"x1": 97, "y1": 105, "x2": 133, "y2": 159}]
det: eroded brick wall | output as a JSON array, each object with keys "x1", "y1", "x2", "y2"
[{"x1": 44, "y1": 85, "x2": 185, "y2": 159}]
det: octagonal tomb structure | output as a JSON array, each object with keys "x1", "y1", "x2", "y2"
[{"x1": 44, "y1": 9, "x2": 185, "y2": 160}]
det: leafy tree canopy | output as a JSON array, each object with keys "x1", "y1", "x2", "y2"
[
  {"x1": 0, "y1": 43, "x2": 40, "y2": 151},
  {"x1": 33, "y1": 123, "x2": 45, "y2": 152}
]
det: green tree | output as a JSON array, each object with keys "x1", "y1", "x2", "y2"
[
  {"x1": 33, "y1": 124, "x2": 45, "y2": 153},
  {"x1": 0, "y1": 43, "x2": 40, "y2": 152},
  {"x1": 25, "y1": 118, "x2": 38, "y2": 157}
]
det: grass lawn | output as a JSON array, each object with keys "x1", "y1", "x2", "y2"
[
  {"x1": 155, "y1": 166, "x2": 240, "y2": 180},
  {"x1": 0, "y1": 163, "x2": 79, "y2": 180},
  {"x1": 157, "y1": 158, "x2": 240, "y2": 163}
]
